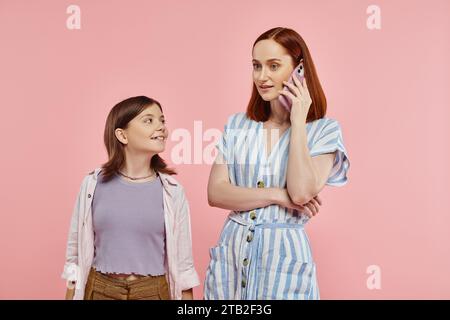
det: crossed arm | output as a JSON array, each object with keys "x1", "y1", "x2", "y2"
[
  {"x1": 208, "y1": 150, "x2": 334, "y2": 214},
  {"x1": 286, "y1": 121, "x2": 336, "y2": 205}
]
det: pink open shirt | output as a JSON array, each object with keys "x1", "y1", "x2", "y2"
[{"x1": 61, "y1": 168, "x2": 200, "y2": 300}]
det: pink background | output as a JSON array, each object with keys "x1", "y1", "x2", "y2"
[{"x1": 0, "y1": 0, "x2": 449, "y2": 299}]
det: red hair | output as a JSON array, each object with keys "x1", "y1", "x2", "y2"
[{"x1": 246, "y1": 27, "x2": 327, "y2": 123}]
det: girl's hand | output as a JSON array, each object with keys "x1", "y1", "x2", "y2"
[
  {"x1": 65, "y1": 287, "x2": 75, "y2": 300},
  {"x1": 274, "y1": 188, "x2": 322, "y2": 218},
  {"x1": 182, "y1": 288, "x2": 194, "y2": 300},
  {"x1": 278, "y1": 76, "x2": 312, "y2": 125}
]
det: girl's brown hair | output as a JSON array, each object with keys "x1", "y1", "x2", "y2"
[
  {"x1": 100, "y1": 96, "x2": 176, "y2": 182},
  {"x1": 246, "y1": 27, "x2": 327, "y2": 123}
]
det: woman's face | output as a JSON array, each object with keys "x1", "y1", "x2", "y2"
[
  {"x1": 252, "y1": 39, "x2": 295, "y2": 102},
  {"x1": 116, "y1": 103, "x2": 168, "y2": 154}
]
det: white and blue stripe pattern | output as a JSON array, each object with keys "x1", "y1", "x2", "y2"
[{"x1": 204, "y1": 112, "x2": 350, "y2": 300}]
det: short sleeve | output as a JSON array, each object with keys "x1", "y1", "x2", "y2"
[
  {"x1": 309, "y1": 118, "x2": 350, "y2": 187},
  {"x1": 215, "y1": 113, "x2": 243, "y2": 164},
  {"x1": 216, "y1": 128, "x2": 228, "y2": 164}
]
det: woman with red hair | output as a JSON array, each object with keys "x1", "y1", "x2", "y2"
[{"x1": 204, "y1": 27, "x2": 350, "y2": 300}]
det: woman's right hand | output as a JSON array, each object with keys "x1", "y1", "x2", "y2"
[
  {"x1": 273, "y1": 188, "x2": 322, "y2": 218},
  {"x1": 65, "y1": 286, "x2": 75, "y2": 300}
]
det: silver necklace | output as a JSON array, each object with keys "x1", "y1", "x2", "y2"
[{"x1": 117, "y1": 170, "x2": 156, "y2": 181}]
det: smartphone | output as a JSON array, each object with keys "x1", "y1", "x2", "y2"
[{"x1": 278, "y1": 59, "x2": 305, "y2": 112}]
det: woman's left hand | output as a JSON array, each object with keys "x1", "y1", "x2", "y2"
[{"x1": 278, "y1": 76, "x2": 312, "y2": 124}]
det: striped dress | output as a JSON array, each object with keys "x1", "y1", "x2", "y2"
[{"x1": 204, "y1": 112, "x2": 350, "y2": 300}]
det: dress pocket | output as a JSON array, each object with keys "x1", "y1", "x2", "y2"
[
  {"x1": 204, "y1": 245, "x2": 233, "y2": 299},
  {"x1": 257, "y1": 255, "x2": 317, "y2": 300},
  {"x1": 209, "y1": 245, "x2": 228, "y2": 259}
]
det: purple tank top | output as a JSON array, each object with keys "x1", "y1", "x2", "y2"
[{"x1": 92, "y1": 172, "x2": 165, "y2": 276}]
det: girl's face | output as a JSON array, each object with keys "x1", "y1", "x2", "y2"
[
  {"x1": 252, "y1": 39, "x2": 295, "y2": 102},
  {"x1": 116, "y1": 103, "x2": 168, "y2": 154}
]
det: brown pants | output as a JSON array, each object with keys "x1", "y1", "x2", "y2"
[{"x1": 84, "y1": 267, "x2": 171, "y2": 300}]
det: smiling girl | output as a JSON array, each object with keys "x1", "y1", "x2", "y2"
[
  {"x1": 62, "y1": 96, "x2": 200, "y2": 300},
  {"x1": 204, "y1": 27, "x2": 350, "y2": 300}
]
